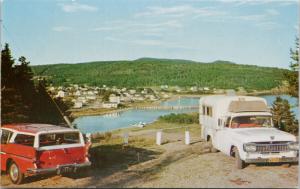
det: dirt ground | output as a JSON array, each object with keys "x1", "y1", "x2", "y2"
[{"x1": 1, "y1": 131, "x2": 298, "y2": 188}]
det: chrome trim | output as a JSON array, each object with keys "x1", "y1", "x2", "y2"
[{"x1": 27, "y1": 161, "x2": 91, "y2": 174}]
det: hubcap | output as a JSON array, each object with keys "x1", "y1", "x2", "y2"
[{"x1": 10, "y1": 164, "x2": 19, "y2": 181}]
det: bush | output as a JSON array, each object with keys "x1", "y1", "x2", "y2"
[
  {"x1": 159, "y1": 113, "x2": 199, "y2": 124},
  {"x1": 91, "y1": 131, "x2": 112, "y2": 143}
]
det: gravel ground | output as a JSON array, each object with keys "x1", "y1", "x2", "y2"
[{"x1": 1, "y1": 135, "x2": 298, "y2": 188}]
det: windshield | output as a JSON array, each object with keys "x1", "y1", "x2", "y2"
[{"x1": 231, "y1": 116, "x2": 272, "y2": 128}]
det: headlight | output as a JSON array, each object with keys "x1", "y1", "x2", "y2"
[
  {"x1": 243, "y1": 143, "x2": 257, "y2": 152},
  {"x1": 288, "y1": 142, "x2": 299, "y2": 151}
]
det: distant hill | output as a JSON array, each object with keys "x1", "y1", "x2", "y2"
[{"x1": 31, "y1": 58, "x2": 290, "y2": 90}]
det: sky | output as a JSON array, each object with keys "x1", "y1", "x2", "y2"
[{"x1": 2, "y1": 0, "x2": 299, "y2": 68}]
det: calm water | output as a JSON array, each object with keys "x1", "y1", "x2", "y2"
[{"x1": 74, "y1": 95, "x2": 298, "y2": 134}]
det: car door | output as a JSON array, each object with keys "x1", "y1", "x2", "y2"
[{"x1": 0, "y1": 129, "x2": 14, "y2": 171}]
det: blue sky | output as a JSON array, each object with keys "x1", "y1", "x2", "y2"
[{"x1": 2, "y1": 0, "x2": 299, "y2": 68}]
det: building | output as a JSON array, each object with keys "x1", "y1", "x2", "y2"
[
  {"x1": 102, "y1": 102, "x2": 118, "y2": 108},
  {"x1": 73, "y1": 101, "x2": 83, "y2": 109},
  {"x1": 109, "y1": 94, "x2": 120, "y2": 103},
  {"x1": 56, "y1": 90, "x2": 65, "y2": 98}
]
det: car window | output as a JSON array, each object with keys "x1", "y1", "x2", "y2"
[
  {"x1": 1, "y1": 129, "x2": 13, "y2": 144},
  {"x1": 39, "y1": 132, "x2": 80, "y2": 147},
  {"x1": 14, "y1": 134, "x2": 35, "y2": 147}
]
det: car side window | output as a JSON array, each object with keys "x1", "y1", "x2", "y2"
[
  {"x1": 1, "y1": 129, "x2": 13, "y2": 144},
  {"x1": 14, "y1": 134, "x2": 35, "y2": 147}
]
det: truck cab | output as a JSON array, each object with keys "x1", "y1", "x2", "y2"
[{"x1": 199, "y1": 95, "x2": 298, "y2": 169}]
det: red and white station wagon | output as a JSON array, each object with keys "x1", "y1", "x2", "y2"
[{"x1": 0, "y1": 123, "x2": 91, "y2": 184}]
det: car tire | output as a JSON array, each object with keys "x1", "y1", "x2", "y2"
[
  {"x1": 208, "y1": 137, "x2": 218, "y2": 153},
  {"x1": 234, "y1": 147, "x2": 246, "y2": 169},
  {"x1": 8, "y1": 162, "x2": 24, "y2": 185}
]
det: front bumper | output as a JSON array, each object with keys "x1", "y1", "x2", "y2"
[
  {"x1": 27, "y1": 161, "x2": 91, "y2": 175},
  {"x1": 245, "y1": 157, "x2": 298, "y2": 163}
]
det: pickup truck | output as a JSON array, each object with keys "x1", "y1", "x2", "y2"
[{"x1": 199, "y1": 95, "x2": 298, "y2": 169}]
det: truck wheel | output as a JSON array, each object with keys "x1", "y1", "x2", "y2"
[
  {"x1": 9, "y1": 162, "x2": 24, "y2": 184},
  {"x1": 234, "y1": 147, "x2": 246, "y2": 169},
  {"x1": 208, "y1": 138, "x2": 218, "y2": 153}
]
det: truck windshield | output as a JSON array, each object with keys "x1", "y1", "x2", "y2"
[
  {"x1": 231, "y1": 116, "x2": 272, "y2": 128},
  {"x1": 39, "y1": 132, "x2": 80, "y2": 147}
]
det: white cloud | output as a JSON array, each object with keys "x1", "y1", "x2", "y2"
[
  {"x1": 52, "y1": 26, "x2": 72, "y2": 32},
  {"x1": 216, "y1": 0, "x2": 298, "y2": 6},
  {"x1": 59, "y1": 2, "x2": 98, "y2": 13},
  {"x1": 255, "y1": 21, "x2": 281, "y2": 30},
  {"x1": 91, "y1": 20, "x2": 182, "y2": 35},
  {"x1": 91, "y1": 26, "x2": 122, "y2": 31},
  {"x1": 135, "y1": 5, "x2": 227, "y2": 18},
  {"x1": 266, "y1": 9, "x2": 280, "y2": 16}
]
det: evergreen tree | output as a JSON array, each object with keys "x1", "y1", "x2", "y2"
[
  {"x1": 1, "y1": 43, "x2": 15, "y2": 88},
  {"x1": 284, "y1": 37, "x2": 299, "y2": 97},
  {"x1": 271, "y1": 96, "x2": 298, "y2": 134}
]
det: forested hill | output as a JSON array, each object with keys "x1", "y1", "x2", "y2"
[{"x1": 31, "y1": 58, "x2": 289, "y2": 90}]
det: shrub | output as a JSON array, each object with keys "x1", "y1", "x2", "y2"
[{"x1": 159, "y1": 113, "x2": 199, "y2": 124}]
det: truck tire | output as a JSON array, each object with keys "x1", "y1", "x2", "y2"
[
  {"x1": 208, "y1": 137, "x2": 218, "y2": 153},
  {"x1": 9, "y1": 162, "x2": 24, "y2": 184},
  {"x1": 234, "y1": 147, "x2": 246, "y2": 169}
]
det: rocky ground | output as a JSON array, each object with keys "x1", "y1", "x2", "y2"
[{"x1": 1, "y1": 129, "x2": 298, "y2": 188}]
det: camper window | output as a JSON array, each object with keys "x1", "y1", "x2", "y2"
[
  {"x1": 202, "y1": 106, "x2": 206, "y2": 115},
  {"x1": 208, "y1": 107, "x2": 213, "y2": 117},
  {"x1": 218, "y1": 119, "x2": 222, "y2": 126},
  {"x1": 225, "y1": 117, "x2": 231, "y2": 127}
]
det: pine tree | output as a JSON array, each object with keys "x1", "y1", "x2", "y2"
[
  {"x1": 284, "y1": 37, "x2": 299, "y2": 97},
  {"x1": 1, "y1": 43, "x2": 15, "y2": 88},
  {"x1": 271, "y1": 96, "x2": 298, "y2": 134}
]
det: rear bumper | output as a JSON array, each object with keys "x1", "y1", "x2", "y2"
[
  {"x1": 245, "y1": 157, "x2": 298, "y2": 163},
  {"x1": 27, "y1": 161, "x2": 91, "y2": 175}
]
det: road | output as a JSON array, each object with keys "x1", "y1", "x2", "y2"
[{"x1": 1, "y1": 138, "x2": 298, "y2": 188}]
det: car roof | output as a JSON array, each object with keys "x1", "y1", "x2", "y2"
[{"x1": 1, "y1": 123, "x2": 78, "y2": 134}]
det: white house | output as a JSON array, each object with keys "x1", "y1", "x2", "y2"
[
  {"x1": 203, "y1": 87, "x2": 210, "y2": 91},
  {"x1": 190, "y1": 86, "x2": 198, "y2": 92},
  {"x1": 73, "y1": 101, "x2": 83, "y2": 109},
  {"x1": 102, "y1": 102, "x2": 118, "y2": 108},
  {"x1": 129, "y1": 89, "x2": 136, "y2": 95},
  {"x1": 56, "y1": 90, "x2": 65, "y2": 98},
  {"x1": 74, "y1": 90, "x2": 81, "y2": 96},
  {"x1": 86, "y1": 95, "x2": 96, "y2": 100},
  {"x1": 109, "y1": 94, "x2": 120, "y2": 103}
]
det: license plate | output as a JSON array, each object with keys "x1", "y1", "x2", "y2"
[
  {"x1": 269, "y1": 158, "x2": 280, "y2": 162},
  {"x1": 59, "y1": 166, "x2": 74, "y2": 174}
]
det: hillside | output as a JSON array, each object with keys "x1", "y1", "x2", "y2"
[{"x1": 31, "y1": 58, "x2": 290, "y2": 90}]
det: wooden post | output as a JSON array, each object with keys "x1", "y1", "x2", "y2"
[
  {"x1": 123, "y1": 132, "x2": 129, "y2": 145},
  {"x1": 156, "y1": 130, "x2": 162, "y2": 145},
  {"x1": 185, "y1": 129, "x2": 190, "y2": 145}
]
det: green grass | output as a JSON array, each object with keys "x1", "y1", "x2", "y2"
[{"x1": 31, "y1": 58, "x2": 289, "y2": 90}]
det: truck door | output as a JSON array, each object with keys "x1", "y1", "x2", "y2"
[{"x1": 215, "y1": 117, "x2": 232, "y2": 155}]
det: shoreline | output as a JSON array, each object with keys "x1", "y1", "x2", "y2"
[{"x1": 70, "y1": 91, "x2": 287, "y2": 120}]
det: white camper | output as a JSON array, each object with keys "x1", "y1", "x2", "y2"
[{"x1": 199, "y1": 95, "x2": 298, "y2": 169}]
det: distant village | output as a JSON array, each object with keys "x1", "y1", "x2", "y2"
[{"x1": 47, "y1": 84, "x2": 231, "y2": 110}]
